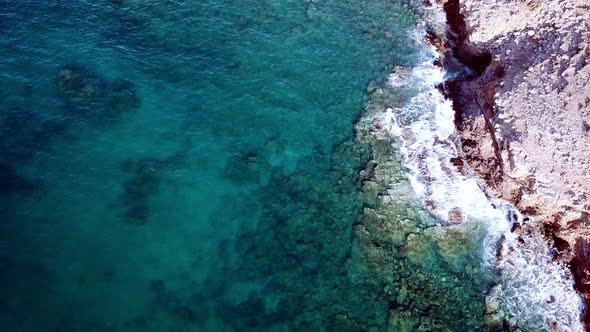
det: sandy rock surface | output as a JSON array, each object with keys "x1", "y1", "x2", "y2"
[{"x1": 460, "y1": 0, "x2": 590, "y2": 226}]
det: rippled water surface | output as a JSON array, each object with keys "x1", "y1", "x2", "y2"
[{"x1": 0, "y1": 1, "x2": 500, "y2": 331}]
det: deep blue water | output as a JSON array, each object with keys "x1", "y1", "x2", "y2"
[{"x1": 0, "y1": 1, "x2": 496, "y2": 331}]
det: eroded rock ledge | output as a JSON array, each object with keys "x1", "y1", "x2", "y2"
[{"x1": 433, "y1": 0, "x2": 590, "y2": 327}]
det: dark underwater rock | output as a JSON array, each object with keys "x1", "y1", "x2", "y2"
[
  {"x1": 224, "y1": 141, "x2": 381, "y2": 331},
  {"x1": 147, "y1": 279, "x2": 208, "y2": 326},
  {"x1": 223, "y1": 151, "x2": 261, "y2": 184},
  {"x1": 217, "y1": 293, "x2": 287, "y2": 330},
  {"x1": 108, "y1": 79, "x2": 141, "y2": 114},
  {"x1": 0, "y1": 108, "x2": 46, "y2": 163},
  {"x1": 0, "y1": 104, "x2": 71, "y2": 164},
  {"x1": 120, "y1": 164, "x2": 160, "y2": 225},
  {"x1": 55, "y1": 64, "x2": 143, "y2": 124},
  {"x1": 117, "y1": 144, "x2": 190, "y2": 225},
  {"x1": 57, "y1": 64, "x2": 106, "y2": 110},
  {"x1": 123, "y1": 204, "x2": 151, "y2": 225},
  {"x1": 0, "y1": 163, "x2": 38, "y2": 196},
  {"x1": 149, "y1": 279, "x2": 165, "y2": 292}
]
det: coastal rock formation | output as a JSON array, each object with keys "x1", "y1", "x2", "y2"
[
  {"x1": 434, "y1": 0, "x2": 590, "y2": 327},
  {"x1": 351, "y1": 66, "x2": 503, "y2": 330}
]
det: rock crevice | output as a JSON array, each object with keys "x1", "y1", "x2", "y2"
[{"x1": 436, "y1": 0, "x2": 506, "y2": 190}]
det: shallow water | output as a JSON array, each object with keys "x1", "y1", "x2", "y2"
[{"x1": 0, "y1": 1, "x2": 514, "y2": 331}]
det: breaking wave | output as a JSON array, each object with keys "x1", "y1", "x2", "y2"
[{"x1": 377, "y1": 25, "x2": 584, "y2": 331}]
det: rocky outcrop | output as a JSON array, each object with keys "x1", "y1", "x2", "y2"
[{"x1": 432, "y1": 0, "x2": 590, "y2": 327}]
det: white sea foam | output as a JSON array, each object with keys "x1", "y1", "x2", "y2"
[{"x1": 379, "y1": 25, "x2": 584, "y2": 331}]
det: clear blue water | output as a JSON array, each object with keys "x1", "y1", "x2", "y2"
[{"x1": 0, "y1": 1, "x2": 497, "y2": 331}]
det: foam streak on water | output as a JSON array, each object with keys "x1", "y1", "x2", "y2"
[{"x1": 379, "y1": 25, "x2": 584, "y2": 331}]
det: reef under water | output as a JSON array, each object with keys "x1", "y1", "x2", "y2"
[{"x1": 0, "y1": 1, "x2": 536, "y2": 331}]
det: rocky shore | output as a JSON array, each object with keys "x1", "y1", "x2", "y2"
[{"x1": 430, "y1": 0, "x2": 590, "y2": 328}]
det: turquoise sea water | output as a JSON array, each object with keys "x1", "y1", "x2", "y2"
[{"x1": 0, "y1": 1, "x2": 497, "y2": 331}]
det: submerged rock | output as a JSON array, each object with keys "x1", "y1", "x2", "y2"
[
  {"x1": 56, "y1": 65, "x2": 141, "y2": 121},
  {"x1": 387, "y1": 311, "x2": 419, "y2": 332},
  {"x1": 217, "y1": 293, "x2": 287, "y2": 330},
  {"x1": 108, "y1": 79, "x2": 141, "y2": 114},
  {"x1": 0, "y1": 163, "x2": 39, "y2": 196},
  {"x1": 119, "y1": 160, "x2": 161, "y2": 225},
  {"x1": 123, "y1": 203, "x2": 151, "y2": 225},
  {"x1": 223, "y1": 151, "x2": 261, "y2": 184},
  {"x1": 0, "y1": 107, "x2": 69, "y2": 163},
  {"x1": 57, "y1": 64, "x2": 106, "y2": 110},
  {"x1": 117, "y1": 144, "x2": 191, "y2": 225},
  {"x1": 225, "y1": 140, "x2": 383, "y2": 331}
]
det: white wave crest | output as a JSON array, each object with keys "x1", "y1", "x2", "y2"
[{"x1": 377, "y1": 25, "x2": 584, "y2": 332}]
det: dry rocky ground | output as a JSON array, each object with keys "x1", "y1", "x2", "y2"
[{"x1": 431, "y1": 0, "x2": 590, "y2": 327}]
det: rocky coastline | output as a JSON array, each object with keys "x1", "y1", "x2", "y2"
[{"x1": 430, "y1": 0, "x2": 590, "y2": 328}]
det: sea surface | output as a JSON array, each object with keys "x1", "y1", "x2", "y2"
[{"x1": 0, "y1": 1, "x2": 576, "y2": 331}]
